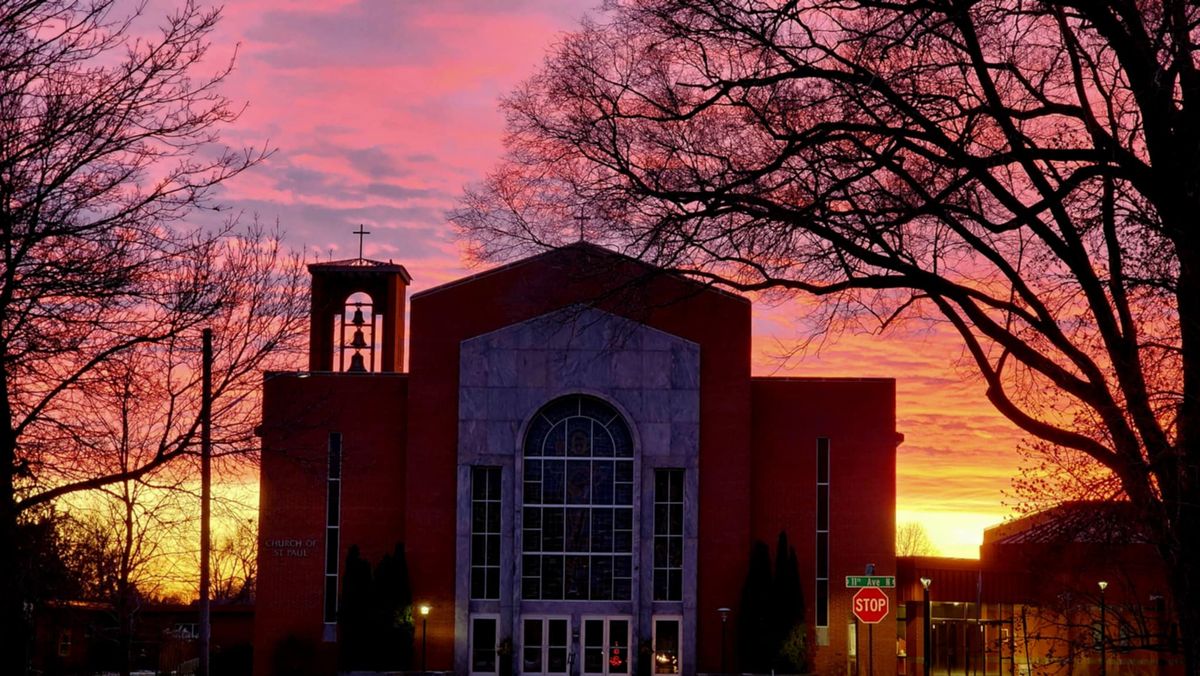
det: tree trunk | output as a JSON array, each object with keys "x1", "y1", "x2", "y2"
[
  {"x1": 119, "y1": 485, "x2": 135, "y2": 676},
  {"x1": 1, "y1": 480, "x2": 25, "y2": 675},
  {"x1": 0, "y1": 377, "x2": 27, "y2": 674},
  {"x1": 1165, "y1": 515, "x2": 1200, "y2": 675}
]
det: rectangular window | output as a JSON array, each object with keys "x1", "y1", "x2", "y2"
[
  {"x1": 471, "y1": 466, "x2": 502, "y2": 600},
  {"x1": 522, "y1": 616, "x2": 569, "y2": 675},
  {"x1": 471, "y1": 615, "x2": 499, "y2": 675},
  {"x1": 653, "y1": 469, "x2": 684, "y2": 601},
  {"x1": 583, "y1": 617, "x2": 631, "y2": 675},
  {"x1": 816, "y1": 437, "x2": 830, "y2": 628},
  {"x1": 323, "y1": 432, "x2": 342, "y2": 624},
  {"x1": 652, "y1": 616, "x2": 682, "y2": 674}
]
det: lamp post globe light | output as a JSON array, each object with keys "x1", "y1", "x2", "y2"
[
  {"x1": 419, "y1": 603, "x2": 431, "y2": 673},
  {"x1": 1098, "y1": 581, "x2": 1108, "y2": 676},
  {"x1": 717, "y1": 607, "x2": 731, "y2": 674},
  {"x1": 919, "y1": 578, "x2": 932, "y2": 676}
]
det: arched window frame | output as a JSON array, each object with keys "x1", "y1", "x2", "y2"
[{"x1": 520, "y1": 394, "x2": 635, "y2": 602}]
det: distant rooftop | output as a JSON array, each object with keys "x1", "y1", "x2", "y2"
[{"x1": 983, "y1": 500, "x2": 1149, "y2": 546}]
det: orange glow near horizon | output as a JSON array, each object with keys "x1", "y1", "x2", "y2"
[{"x1": 750, "y1": 302, "x2": 1023, "y2": 558}]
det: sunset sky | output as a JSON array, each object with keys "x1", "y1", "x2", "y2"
[{"x1": 178, "y1": 0, "x2": 1028, "y2": 558}]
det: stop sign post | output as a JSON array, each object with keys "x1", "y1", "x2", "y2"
[
  {"x1": 851, "y1": 586, "x2": 890, "y2": 676},
  {"x1": 852, "y1": 586, "x2": 890, "y2": 623}
]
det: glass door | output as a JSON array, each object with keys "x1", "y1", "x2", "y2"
[
  {"x1": 522, "y1": 616, "x2": 570, "y2": 675},
  {"x1": 582, "y1": 617, "x2": 631, "y2": 675}
]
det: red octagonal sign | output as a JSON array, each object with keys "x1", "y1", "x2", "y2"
[{"x1": 852, "y1": 586, "x2": 890, "y2": 624}]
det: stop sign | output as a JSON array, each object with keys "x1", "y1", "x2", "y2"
[{"x1": 852, "y1": 586, "x2": 890, "y2": 624}]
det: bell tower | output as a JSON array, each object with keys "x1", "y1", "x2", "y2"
[{"x1": 307, "y1": 258, "x2": 412, "y2": 372}]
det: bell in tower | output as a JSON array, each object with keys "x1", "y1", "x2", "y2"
[
  {"x1": 343, "y1": 299, "x2": 372, "y2": 372},
  {"x1": 307, "y1": 257, "x2": 412, "y2": 373}
]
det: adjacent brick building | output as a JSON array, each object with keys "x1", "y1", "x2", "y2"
[
  {"x1": 254, "y1": 243, "x2": 899, "y2": 674},
  {"x1": 896, "y1": 502, "x2": 1185, "y2": 675}
]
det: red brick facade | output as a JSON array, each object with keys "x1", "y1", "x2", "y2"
[{"x1": 255, "y1": 243, "x2": 898, "y2": 674}]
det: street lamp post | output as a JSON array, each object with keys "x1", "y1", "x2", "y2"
[
  {"x1": 1098, "y1": 581, "x2": 1108, "y2": 676},
  {"x1": 419, "y1": 603, "x2": 431, "y2": 674},
  {"x1": 718, "y1": 607, "x2": 731, "y2": 674},
  {"x1": 920, "y1": 578, "x2": 932, "y2": 676}
]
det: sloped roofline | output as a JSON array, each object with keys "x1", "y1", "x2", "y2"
[
  {"x1": 411, "y1": 241, "x2": 748, "y2": 304},
  {"x1": 982, "y1": 500, "x2": 1147, "y2": 545}
]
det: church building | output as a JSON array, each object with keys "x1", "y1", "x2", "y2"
[{"x1": 253, "y1": 243, "x2": 899, "y2": 674}]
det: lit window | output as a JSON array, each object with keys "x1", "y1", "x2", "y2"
[
  {"x1": 522, "y1": 395, "x2": 634, "y2": 601},
  {"x1": 582, "y1": 617, "x2": 630, "y2": 675},
  {"x1": 652, "y1": 616, "x2": 681, "y2": 674}
]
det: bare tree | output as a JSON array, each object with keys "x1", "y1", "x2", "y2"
[
  {"x1": 896, "y1": 522, "x2": 938, "y2": 557},
  {"x1": 211, "y1": 517, "x2": 257, "y2": 603},
  {"x1": 0, "y1": 1, "x2": 301, "y2": 670},
  {"x1": 454, "y1": 0, "x2": 1200, "y2": 669}
]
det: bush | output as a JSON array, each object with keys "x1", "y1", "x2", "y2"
[{"x1": 778, "y1": 623, "x2": 810, "y2": 673}]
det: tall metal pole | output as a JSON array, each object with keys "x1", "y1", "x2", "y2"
[
  {"x1": 869, "y1": 622, "x2": 874, "y2": 676},
  {"x1": 1099, "y1": 581, "x2": 1108, "y2": 676},
  {"x1": 718, "y1": 607, "x2": 731, "y2": 674},
  {"x1": 418, "y1": 603, "x2": 431, "y2": 673},
  {"x1": 854, "y1": 618, "x2": 860, "y2": 676},
  {"x1": 921, "y1": 578, "x2": 932, "y2": 676},
  {"x1": 199, "y1": 329, "x2": 212, "y2": 676}
]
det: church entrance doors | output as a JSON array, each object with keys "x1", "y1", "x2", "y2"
[
  {"x1": 517, "y1": 614, "x2": 632, "y2": 675},
  {"x1": 522, "y1": 616, "x2": 570, "y2": 675},
  {"x1": 581, "y1": 616, "x2": 631, "y2": 675}
]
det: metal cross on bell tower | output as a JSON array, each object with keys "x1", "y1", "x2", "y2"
[{"x1": 353, "y1": 225, "x2": 371, "y2": 259}]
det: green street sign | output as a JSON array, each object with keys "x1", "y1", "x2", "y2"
[{"x1": 845, "y1": 575, "x2": 895, "y2": 588}]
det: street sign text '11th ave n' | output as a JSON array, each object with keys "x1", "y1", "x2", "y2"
[{"x1": 845, "y1": 575, "x2": 895, "y2": 588}]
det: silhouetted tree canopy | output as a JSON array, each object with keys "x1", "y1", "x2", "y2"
[
  {"x1": 1, "y1": 1, "x2": 304, "y2": 671},
  {"x1": 455, "y1": 0, "x2": 1200, "y2": 668},
  {"x1": 736, "y1": 534, "x2": 807, "y2": 671},
  {"x1": 339, "y1": 543, "x2": 415, "y2": 671},
  {"x1": 736, "y1": 540, "x2": 774, "y2": 672}
]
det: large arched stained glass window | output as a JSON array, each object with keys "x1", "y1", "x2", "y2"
[{"x1": 522, "y1": 395, "x2": 634, "y2": 601}]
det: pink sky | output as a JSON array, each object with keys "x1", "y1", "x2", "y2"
[{"x1": 177, "y1": 0, "x2": 1027, "y2": 557}]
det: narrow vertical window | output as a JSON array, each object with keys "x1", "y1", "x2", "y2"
[
  {"x1": 653, "y1": 469, "x2": 684, "y2": 601},
  {"x1": 815, "y1": 437, "x2": 830, "y2": 628},
  {"x1": 323, "y1": 432, "x2": 343, "y2": 624},
  {"x1": 471, "y1": 466, "x2": 502, "y2": 600},
  {"x1": 471, "y1": 615, "x2": 499, "y2": 674},
  {"x1": 57, "y1": 630, "x2": 72, "y2": 657}
]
